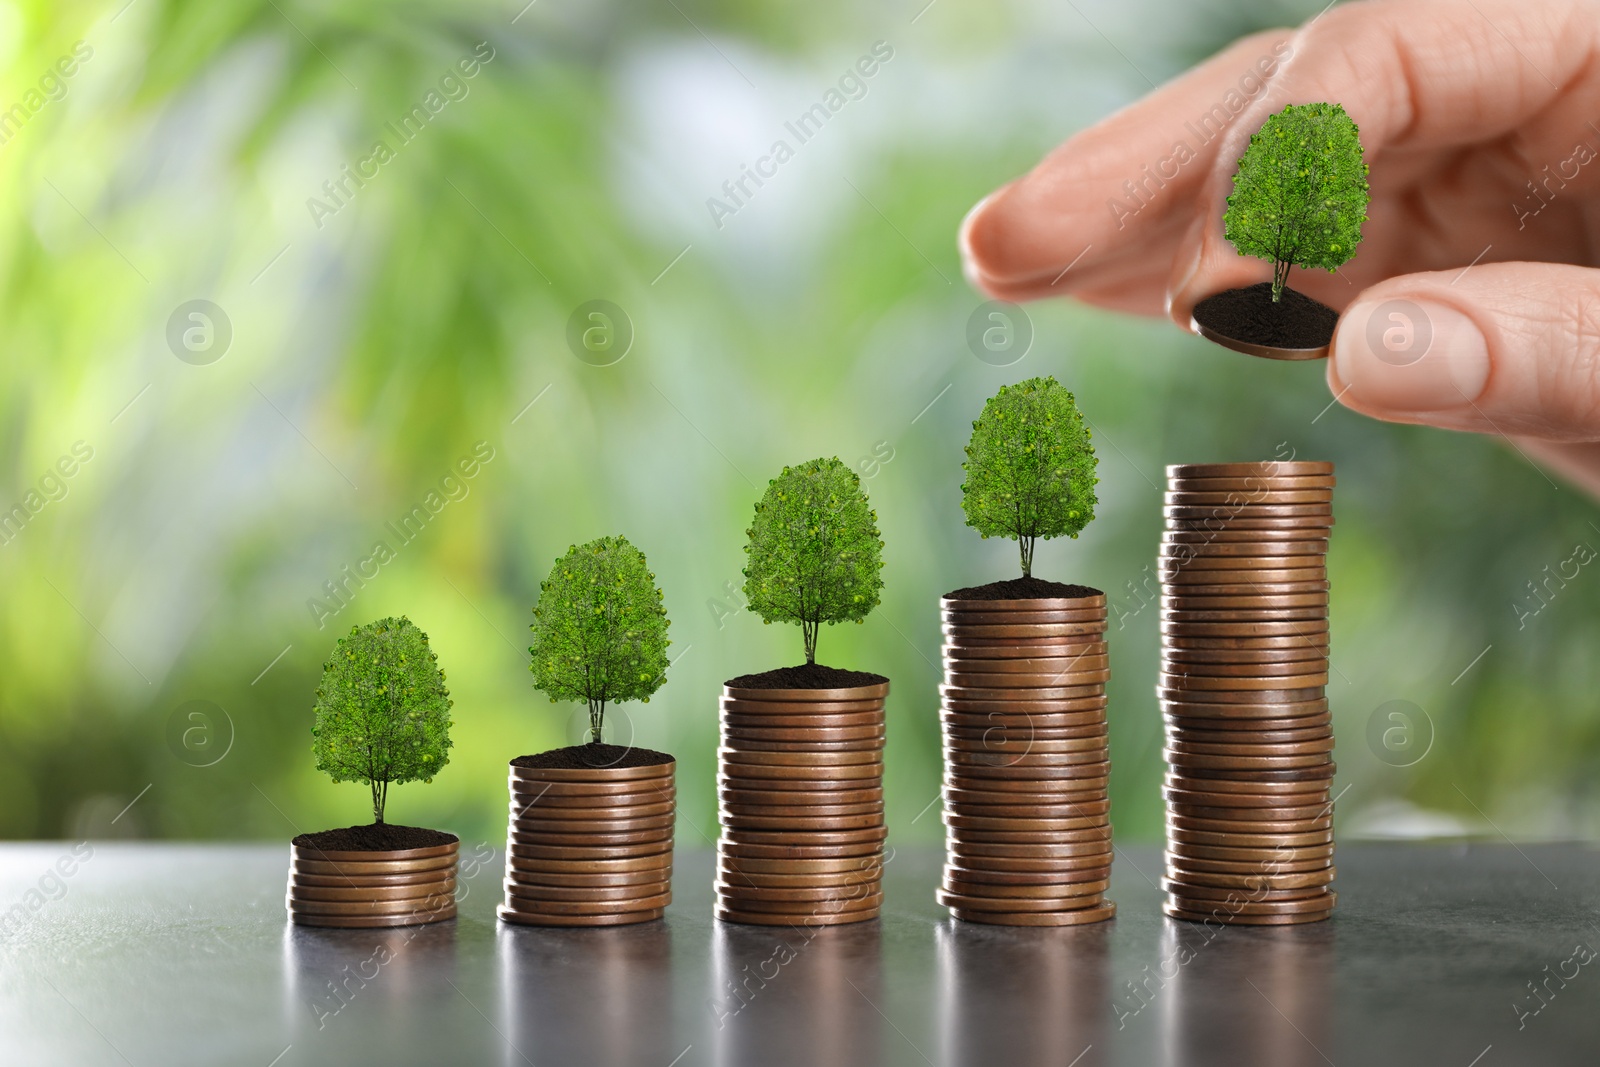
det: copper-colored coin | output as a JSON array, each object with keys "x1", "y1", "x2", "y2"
[
  {"x1": 723, "y1": 824, "x2": 888, "y2": 845},
  {"x1": 936, "y1": 885, "x2": 1108, "y2": 911},
  {"x1": 1167, "y1": 853, "x2": 1331, "y2": 875},
  {"x1": 1169, "y1": 474, "x2": 1335, "y2": 490},
  {"x1": 1165, "y1": 501, "x2": 1333, "y2": 519},
  {"x1": 717, "y1": 773, "x2": 879, "y2": 794},
  {"x1": 1163, "y1": 787, "x2": 1329, "y2": 810},
  {"x1": 948, "y1": 828, "x2": 1113, "y2": 847},
  {"x1": 1164, "y1": 771, "x2": 1336, "y2": 794},
  {"x1": 1162, "y1": 610, "x2": 1328, "y2": 627},
  {"x1": 508, "y1": 772, "x2": 674, "y2": 794},
  {"x1": 1165, "y1": 751, "x2": 1332, "y2": 773},
  {"x1": 1171, "y1": 844, "x2": 1344, "y2": 870},
  {"x1": 941, "y1": 594, "x2": 1106, "y2": 612},
  {"x1": 941, "y1": 702, "x2": 1107, "y2": 720},
  {"x1": 1162, "y1": 903, "x2": 1331, "y2": 926},
  {"x1": 942, "y1": 684, "x2": 1107, "y2": 703},
  {"x1": 943, "y1": 611, "x2": 1108, "y2": 627},
  {"x1": 943, "y1": 874, "x2": 1111, "y2": 898},
  {"x1": 944, "y1": 855, "x2": 1113, "y2": 877},
  {"x1": 1160, "y1": 672, "x2": 1330, "y2": 692},
  {"x1": 717, "y1": 747, "x2": 881, "y2": 767},
  {"x1": 510, "y1": 761, "x2": 674, "y2": 783},
  {"x1": 716, "y1": 889, "x2": 883, "y2": 914},
  {"x1": 1165, "y1": 735, "x2": 1335, "y2": 756},
  {"x1": 510, "y1": 829, "x2": 674, "y2": 849},
  {"x1": 718, "y1": 871, "x2": 882, "y2": 892},
  {"x1": 946, "y1": 764, "x2": 1110, "y2": 786},
  {"x1": 505, "y1": 868, "x2": 670, "y2": 888},
  {"x1": 713, "y1": 880, "x2": 886, "y2": 904},
  {"x1": 1164, "y1": 491, "x2": 1331, "y2": 507},
  {"x1": 290, "y1": 854, "x2": 456, "y2": 878},
  {"x1": 1165, "y1": 891, "x2": 1335, "y2": 916},
  {"x1": 289, "y1": 893, "x2": 455, "y2": 917},
  {"x1": 1165, "y1": 711, "x2": 1332, "y2": 730},
  {"x1": 289, "y1": 867, "x2": 456, "y2": 889},
  {"x1": 1162, "y1": 572, "x2": 1329, "y2": 591},
  {"x1": 723, "y1": 682, "x2": 889, "y2": 702},
  {"x1": 1167, "y1": 814, "x2": 1333, "y2": 835},
  {"x1": 511, "y1": 811, "x2": 676, "y2": 833},
  {"x1": 518, "y1": 799, "x2": 676, "y2": 822},
  {"x1": 1168, "y1": 520, "x2": 1334, "y2": 535},
  {"x1": 1160, "y1": 618, "x2": 1329, "y2": 637},
  {"x1": 1161, "y1": 880, "x2": 1329, "y2": 904},
  {"x1": 713, "y1": 905, "x2": 879, "y2": 926},
  {"x1": 1160, "y1": 659, "x2": 1329, "y2": 681},
  {"x1": 1159, "y1": 552, "x2": 1326, "y2": 571},
  {"x1": 1168, "y1": 461, "x2": 1334, "y2": 479},
  {"x1": 1160, "y1": 704, "x2": 1330, "y2": 726},
  {"x1": 1161, "y1": 536, "x2": 1330, "y2": 555},
  {"x1": 504, "y1": 880, "x2": 670, "y2": 903},
  {"x1": 947, "y1": 846, "x2": 1113, "y2": 867},
  {"x1": 506, "y1": 837, "x2": 672, "y2": 860},
  {"x1": 717, "y1": 761, "x2": 884, "y2": 782},
  {"x1": 499, "y1": 905, "x2": 664, "y2": 927},
  {"x1": 948, "y1": 901, "x2": 1116, "y2": 926},
  {"x1": 506, "y1": 852, "x2": 672, "y2": 875},
  {"x1": 946, "y1": 749, "x2": 1109, "y2": 771},
  {"x1": 1158, "y1": 684, "x2": 1326, "y2": 704},
  {"x1": 293, "y1": 904, "x2": 457, "y2": 929},
  {"x1": 495, "y1": 891, "x2": 675, "y2": 917},
  {"x1": 1164, "y1": 866, "x2": 1335, "y2": 890},
  {"x1": 720, "y1": 786, "x2": 883, "y2": 807},
  {"x1": 721, "y1": 697, "x2": 883, "y2": 716},
  {"x1": 944, "y1": 774, "x2": 1108, "y2": 797},
  {"x1": 718, "y1": 840, "x2": 884, "y2": 861},
  {"x1": 947, "y1": 837, "x2": 1113, "y2": 859},
  {"x1": 721, "y1": 723, "x2": 886, "y2": 742},
  {"x1": 722, "y1": 813, "x2": 885, "y2": 832},
  {"x1": 944, "y1": 667, "x2": 1112, "y2": 687},
  {"x1": 1163, "y1": 636, "x2": 1330, "y2": 655},
  {"x1": 944, "y1": 722, "x2": 1108, "y2": 742},
  {"x1": 944, "y1": 811, "x2": 1108, "y2": 832},
  {"x1": 510, "y1": 785, "x2": 675, "y2": 809},
  {"x1": 289, "y1": 881, "x2": 455, "y2": 903},
  {"x1": 1162, "y1": 589, "x2": 1329, "y2": 608},
  {"x1": 290, "y1": 841, "x2": 457, "y2": 864},
  {"x1": 942, "y1": 653, "x2": 1111, "y2": 674},
  {"x1": 722, "y1": 737, "x2": 886, "y2": 754},
  {"x1": 939, "y1": 623, "x2": 1109, "y2": 641},
  {"x1": 946, "y1": 732, "x2": 1108, "y2": 752},
  {"x1": 1161, "y1": 646, "x2": 1327, "y2": 667},
  {"x1": 720, "y1": 797, "x2": 885, "y2": 816},
  {"x1": 1168, "y1": 802, "x2": 1332, "y2": 825},
  {"x1": 721, "y1": 857, "x2": 885, "y2": 878},
  {"x1": 722, "y1": 712, "x2": 884, "y2": 731},
  {"x1": 1167, "y1": 828, "x2": 1333, "y2": 849},
  {"x1": 943, "y1": 641, "x2": 1108, "y2": 660}
]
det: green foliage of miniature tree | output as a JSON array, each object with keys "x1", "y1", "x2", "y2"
[
  {"x1": 962, "y1": 377, "x2": 1098, "y2": 578},
  {"x1": 529, "y1": 535, "x2": 671, "y2": 744},
  {"x1": 1224, "y1": 101, "x2": 1370, "y2": 302},
  {"x1": 743, "y1": 456, "x2": 885, "y2": 665},
  {"x1": 312, "y1": 616, "x2": 454, "y2": 824}
]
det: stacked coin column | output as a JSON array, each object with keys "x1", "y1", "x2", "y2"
[
  {"x1": 288, "y1": 838, "x2": 457, "y2": 928},
  {"x1": 1158, "y1": 460, "x2": 1336, "y2": 925},
  {"x1": 936, "y1": 590, "x2": 1116, "y2": 926},
  {"x1": 715, "y1": 680, "x2": 888, "y2": 925},
  {"x1": 499, "y1": 760, "x2": 675, "y2": 927}
]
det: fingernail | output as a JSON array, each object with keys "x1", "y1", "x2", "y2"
[{"x1": 1333, "y1": 298, "x2": 1490, "y2": 412}]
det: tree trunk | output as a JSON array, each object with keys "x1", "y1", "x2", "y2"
[
  {"x1": 803, "y1": 619, "x2": 819, "y2": 665},
  {"x1": 1019, "y1": 535, "x2": 1035, "y2": 578}
]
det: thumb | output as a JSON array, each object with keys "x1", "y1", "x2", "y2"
[{"x1": 1330, "y1": 262, "x2": 1600, "y2": 441}]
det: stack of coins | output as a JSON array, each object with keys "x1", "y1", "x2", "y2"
[
  {"x1": 936, "y1": 591, "x2": 1116, "y2": 926},
  {"x1": 1159, "y1": 460, "x2": 1337, "y2": 925},
  {"x1": 499, "y1": 759, "x2": 675, "y2": 927},
  {"x1": 288, "y1": 838, "x2": 458, "y2": 928},
  {"x1": 716, "y1": 679, "x2": 888, "y2": 925}
]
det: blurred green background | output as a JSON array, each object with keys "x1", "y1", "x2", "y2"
[{"x1": 2, "y1": 0, "x2": 1597, "y2": 848}]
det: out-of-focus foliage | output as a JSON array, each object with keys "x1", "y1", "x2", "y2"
[{"x1": 1, "y1": 0, "x2": 1597, "y2": 847}]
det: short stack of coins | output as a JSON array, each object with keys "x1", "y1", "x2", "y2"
[
  {"x1": 716, "y1": 679, "x2": 888, "y2": 925},
  {"x1": 499, "y1": 759, "x2": 675, "y2": 927},
  {"x1": 288, "y1": 838, "x2": 458, "y2": 928},
  {"x1": 1159, "y1": 460, "x2": 1337, "y2": 925},
  {"x1": 936, "y1": 590, "x2": 1116, "y2": 926}
]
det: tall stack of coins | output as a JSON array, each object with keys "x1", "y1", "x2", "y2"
[
  {"x1": 936, "y1": 588, "x2": 1116, "y2": 926},
  {"x1": 716, "y1": 677, "x2": 888, "y2": 925},
  {"x1": 1159, "y1": 460, "x2": 1336, "y2": 925},
  {"x1": 499, "y1": 757, "x2": 675, "y2": 927},
  {"x1": 288, "y1": 837, "x2": 458, "y2": 928}
]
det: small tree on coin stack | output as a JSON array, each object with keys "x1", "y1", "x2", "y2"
[
  {"x1": 715, "y1": 456, "x2": 891, "y2": 927},
  {"x1": 937, "y1": 380, "x2": 1117, "y2": 926},
  {"x1": 961, "y1": 375, "x2": 1098, "y2": 579},
  {"x1": 290, "y1": 616, "x2": 460, "y2": 929},
  {"x1": 501, "y1": 534, "x2": 678, "y2": 928}
]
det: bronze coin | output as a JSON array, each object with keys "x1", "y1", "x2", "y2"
[
  {"x1": 1167, "y1": 828, "x2": 1333, "y2": 848},
  {"x1": 290, "y1": 841, "x2": 457, "y2": 864},
  {"x1": 1164, "y1": 844, "x2": 1337, "y2": 870},
  {"x1": 507, "y1": 773, "x2": 675, "y2": 795},
  {"x1": 939, "y1": 623, "x2": 1109, "y2": 640},
  {"x1": 936, "y1": 885, "x2": 1108, "y2": 911},
  {"x1": 945, "y1": 750, "x2": 1109, "y2": 771},
  {"x1": 1162, "y1": 903, "x2": 1331, "y2": 926},
  {"x1": 713, "y1": 907, "x2": 878, "y2": 927},
  {"x1": 722, "y1": 712, "x2": 884, "y2": 730},
  {"x1": 945, "y1": 719, "x2": 1108, "y2": 738},
  {"x1": 504, "y1": 880, "x2": 670, "y2": 903},
  {"x1": 942, "y1": 653, "x2": 1111, "y2": 673},
  {"x1": 718, "y1": 870, "x2": 883, "y2": 890},
  {"x1": 1166, "y1": 853, "x2": 1331, "y2": 875},
  {"x1": 1167, "y1": 461, "x2": 1334, "y2": 478},
  {"x1": 1165, "y1": 891, "x2": 1335, "y2": 916},
  {"x1": 510, "y1": 829, "x2": 674, "y2": 849},
  {"x1": 712, "y1": 880, "x2": 885, "y2": 904},
  {"x1": 1164, "y1": 502, "x2": 1333, "y2": 519},
  {"x1": 944, "y1": 774, "x2": 1108, "y2": 796},
  {"x1": 510, "y1": 784, "x2": 675, "y2": 808},
  {"x1": 1161, "y1": 879, "x2": 1329, "y2": 904},
  {"x1": 505, "y1": 868, "x2": 670, "y2": 888},
  {"x1": 721, "y1": 723, "x2": 886, "y2": 742},
  {"x1": 944, "y1": 672, "x2": 1112, "y2": 692},
  {"x1": 717, "y1": 747, "x2": 881, "y2": 767},
  {"x1": 1164, "y1": 771, "x2": 1336, "y2": 793},
  {"x1": 1161, "y1": 536, "x2": 1329, "y2": 555},
  {"x1": 1164, "y1": 491, "x2": 1331, "y2": 507},
  {"x1": 945, "y1": 783, "x2": 1109, "y2": 802},
  {"x1": 948, "y1": 828, "x2": 1113, "y2": 847},
  {"x1": 499, "y1": 905, "x2": 664, "y2": 927},
  {"x1": 1167, "y1": 521, "x2": 1334, "y2": 536},
  {"x1": 1159, "y1": 672, "x2": 1330, "y2": 692},
  {"x1": 941, "y1": 594, "x2": 1106, "y2": 612},
  {"x1": 948, "y1": 839, "x2": 1113, "y2": 859},
  {"x1": 715, "y1": 891, "x2": 883, "y2": 916},
  {"x1": 945, "y1": 854, "x2": 1113, "y2": 875},
  {"x1": 1164, "y1": 710, "x2": 1332, "y2": 729},
  {"x1": 721, "y1": 737, "x2": 887, "y2": 754},
  {"x1": 946, "y1": 764, "x2": 1110, "y2": 786},
  {"x1": 511, "y1": 811, "x2": 676, "y2": 833},
  {"x1": 293, "y1": 904, "x2": 457, "y2": 929},
  {"x1": 944, "y1": 812, "x2": 1109, "y2": 833},
  {"x1": 717, "y1": 761, "x2": 883, "y2": 782},
  {"x1": 941, "y1": 701, "x2": 1107, "y2": 719},
  {"x1": 720, "y1": 697, "x2": 883, "y2": 716},
  {"x1": 1159, "y1": 551, "x2": 1326, "y2": 570},
  {"x1": 1163, "y1": 787, "x2": 1329, "y2": 809},
  {"x1": 1161, "y1": 572, "x2": 1329, "y2": 590},
  {"x1": 943, "y1": 611, "x2": 1109, "y2": 627},
  {"x1": 1165, "y1": 736, "x2": 1334, "y2": 757},
  {"x1": 1165, "y1": 751, "x2": 1332, "y2": 773},
  {"x1": 289, "y1": 892, "x2": 455, "y2": 917},
  {"x1": 1160, "y1": 619, "x2": 1329, "y2": 637},
  {"x1": 289, "y1": 867, "x2": 456, "y2": 889},
  {"x1": 289, "y1": 880, "x2": 456, "y2": 903},
  {"x1": 495, "y1": 891, "x2": 675, "y2": 917},
  {"x1": 510, "y1": 761, "x2": 674, "y2": 783},
  {"x1": 718, "y1": 841, "x2": 884, "y2": 861},
  {"x1": 721, "y1": 813, "x2": 885, "y2": 832},
  {"x1": 943, "y1": 874, "x2": 1112, "y2": 898},
  {"x1": 517, "y1": 799, "x2": 676, "y2": 821},
  {"x1": 1168, "y1": 474, "x2": 1335, "y2": 490},
  {"x1": 942, "y1": 641, "x2": 1108, "y2": 660},
  {"x1": 720, "y1": 786, "x2": 883, "y2": 807},
  {"x1": 948, "y1": 901, "x2": 1116, "y2": 926},
  {"x1": 1163, "y1": 635, "x2": 1330, "y2": 654},
  {"x1": 1164, "y1": 866, "x2": 1335, "y2": 890},
  {"x1": 1161, "y1": 609, "x2": 1328, "y2": 626},
  {"x1": 1160, "y1": 704, "x2": 1330, "y2": 725},
  {"x1": 1167, "y1": 800, "x2": 1333, "y2": 822},
  {"x1": 946, "y1": 732, "x2": 1108, "y2": 752},
  {"x1": 720, "y1": 855, "x2": 886, "y2": 875},
  {"x1": 722, "y1": 824, "x2": 888, "y2": 845},
  {"x1": 506, "y1": 852, "x2": 672, "y2": 875},
  {"x1": 1161, "y1": 589, "x2": 1329, "y2": 607},
  {"x1": 1160, "y1": 659, "x2": 1329, "y2": 681},
  {"x1": 1161, "y1": 646, "x2": 1327, "y2": 667},
  {"x1": 1167, "y1": 814, "x2": 1333, "y2": 835},
  {"x1": 717, "y1": 773, "x2": 879, "y2": 793},
  {"x1": 1157, "y1": 684, "x2": 1326, "y2": 704},
  {"x1": 723, "y1": 681, "x2": 889, "y2": 702},
  {"x1": 942, "y1": 683, "x2": 1107, "y2": 703},
  {"x1": 721, "y1": 797, "x2": 885, "y2": 816},
  {"x1": 290, "y1": 855, "x2": 456, "y2": 878},
  {"x1": 505, "y1": 837, "x2": 672, "y2": 860}
]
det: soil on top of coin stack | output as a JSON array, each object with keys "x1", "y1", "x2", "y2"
[
  {"x1": 1191, "y1": 283, "x2": 1338, "y2": 350},
  {"x1": 944, "y1": 577, "x2": 1102, "y2": 600},
  {"x1": 293, "y1": 823, "x2": 458, "y2": 851},
  {"x1": 726, "y1": 663, "x2": 889, "y2": 689},
  {"x1": 511, "y1": 743, "x2": 675, "y2": 769}
]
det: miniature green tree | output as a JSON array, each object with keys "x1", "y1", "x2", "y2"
[
  {"x1": 311, "y1": 616, "x2": 454, "y2": 824},
  {"x1": 1223, "y1": 101, "x2": 1370, "y2": 302},
  {"x1": 962, "y1": 377, "x2": 1098, "y2": 578},
  {"x1": 529, "y1": 535, "x2": 671, "y2": 744},
  {"x1": 743, "y1": 457, "x2": 885, "y2": 665}
]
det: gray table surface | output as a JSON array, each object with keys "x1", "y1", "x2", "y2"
[{"x1": 1, "y1": 842, "x2": 1596, "y2": 1066}]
